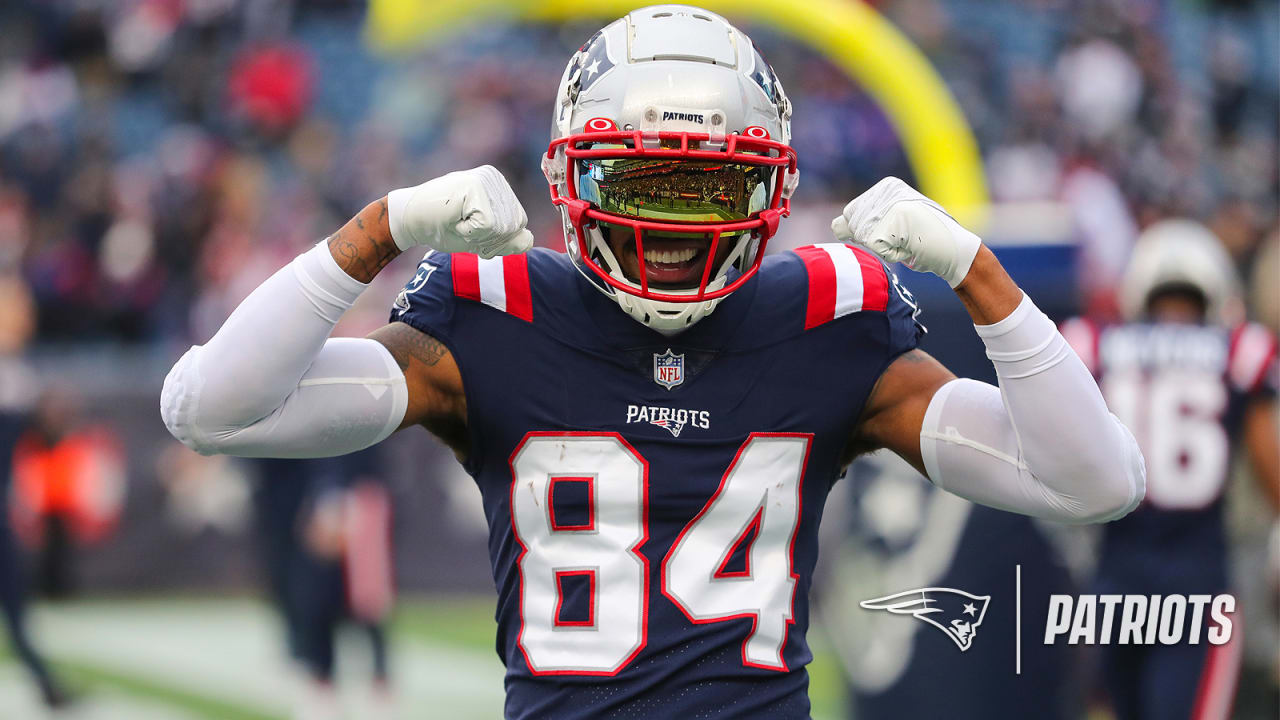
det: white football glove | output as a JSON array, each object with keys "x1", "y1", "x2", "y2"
[
  {"x1": 831, "y1": 177, "x2": 981, "y2": 288},
  {"x1": 387, "y1": 165, "x2": 535, "y2": 258}
]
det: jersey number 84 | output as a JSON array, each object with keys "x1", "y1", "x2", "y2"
[{"x1": 510, "y1": 432, "x2": 811, "y2": 675}]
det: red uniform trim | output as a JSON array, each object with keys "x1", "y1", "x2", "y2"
[
  {"x1": 451, "y1": 253, "x2": 481, "y2": 301},
  {"x1": 852, "y1": 246, "x2": 889, "y2": 312},
  {"x1": 502, "y1": 254, "x2": 534, "y2": 322},
  {"x1": 795, "y1": 245, "x2": 837, "y2": 330}
]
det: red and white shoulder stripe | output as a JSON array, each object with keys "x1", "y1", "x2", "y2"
[
  {"x1": 793, "y1": 243, "x2": 890, "y2": 330},
  {"x1": 1227, "y1": 322, "x2": 1277, "y2": 393},
  {"x1": 1059, "y1": 317, "x2": 1101, "y2": 376},
  {"x1": 451, "y1": 253, "x2": 534, "y2": 322}
]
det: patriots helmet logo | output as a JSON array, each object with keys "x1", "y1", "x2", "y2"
[
  {"x1": 653, "y1": 349, "x2": 685, "y2": 389},
  {"x1": 860, "y1": 587, "x2": 991, "y2": 651}
]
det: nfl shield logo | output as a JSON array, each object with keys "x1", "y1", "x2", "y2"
[{"x1": 653, "y1": 349, "x2": 685, "y2": 390}]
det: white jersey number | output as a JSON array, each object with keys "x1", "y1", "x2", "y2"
[
  {"x1": 663, "y1": 434, "x2": 807, "y2": 670},
  {"x1": 510, "y1": 432, "x2": 809, "y2": 675},
  {"x1": 510, "y1": 434, "x2": 648, "y2": 675},
  {"x1": 1103, "y1": 371, "x2": 1229, "y2": 509}
]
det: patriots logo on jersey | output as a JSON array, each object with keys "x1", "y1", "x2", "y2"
[
  {"x1": 860, "y1": 587, "x2": 991, "y2": 651},
  {"x1": 653, "y1": 349, "x2": 685, "y2": 389},
  {"x1": 393, "y1": 260, "x2": 438, "y2": 315},
  {"x1": 650, "y1": 418, "x2": 686, "y2": 437}
]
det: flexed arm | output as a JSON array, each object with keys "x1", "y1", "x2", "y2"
[
  {"x1": 160, "y1": 167, "x2": 533, "y2": 458},
  {"x1": 842, "y1": 178, "x2": 1145, "y2": 524}
]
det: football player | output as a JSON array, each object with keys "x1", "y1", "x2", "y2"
[
  {"x1": 1060, "y1": 220, "x2": 1278, "y2": 720},
  {"x1": 0, "y1": 278, "x2": 70, "y2": 708},
  {"x1": 161, "y1": 6, "x2": 1145, "y2": 717}
]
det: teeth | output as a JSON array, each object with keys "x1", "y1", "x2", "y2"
[{"x1": 645, "y1": 248, "x2": 698, "y2": 264}]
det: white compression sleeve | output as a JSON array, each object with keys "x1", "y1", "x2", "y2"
[
  {"x1": 919, "y1": 293, "x2": 1145, "y2": 524},
  {"x1": 161, "y1": 242, "x2": 409, "y2": 458}
]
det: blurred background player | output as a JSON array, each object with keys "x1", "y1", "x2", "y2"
[
  {"x1": 11, "y1": 389, "x2": 126, "y2": 599},
  {"x1": 1060, "y1": 220, "x2": 1278, "y2": 720},
  {"x1": 0, "y1": 276, "x2": 71, "y2": 708},
  {"x1": 252, "y1": 447, "x2": 395, "y2": 720}
]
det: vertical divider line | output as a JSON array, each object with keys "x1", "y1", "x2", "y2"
[{"x1": 1016, "y1": 563, "x2": 1022, "y2": 675}]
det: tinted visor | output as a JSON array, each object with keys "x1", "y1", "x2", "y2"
[{"x1": 576, "y1": 157, "x2": 772, "y2": 227}]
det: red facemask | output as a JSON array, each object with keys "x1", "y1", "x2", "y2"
[{"x1": 546, "y1": 127, "x2": 797, "y2": 303}]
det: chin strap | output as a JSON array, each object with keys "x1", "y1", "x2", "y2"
[
  {"x1": 781, "y1": 166, "x2": 800, "y2": 200},
  {"x1": 540, "y1": 149, "x2": 566, "y2": 186}
]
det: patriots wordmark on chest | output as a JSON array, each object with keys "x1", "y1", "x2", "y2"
[
  {"x1": 653, "y1": 349, "x2": 685, "y2": 389},
  {"x1": 624, "y1": 404, "x2": 711, "y2": 437}
]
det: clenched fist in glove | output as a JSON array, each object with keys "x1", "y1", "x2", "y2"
[
  {"x1": 388, "y1": 165, "x2": 535, "y2": 258},
  {"x1": 831, "y1": 177, "x2": 982, "y2": 288}
]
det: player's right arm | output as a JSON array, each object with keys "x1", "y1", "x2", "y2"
[{"x1": 159, "y1": 166, "x2": 532, "y2": 459}]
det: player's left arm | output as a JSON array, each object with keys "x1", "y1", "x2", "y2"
[{"x1": 842, "y1": 178, "x2": 1146, "y2": 524}]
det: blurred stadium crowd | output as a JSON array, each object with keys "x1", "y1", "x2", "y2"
[{"x1": 0, "y1": 0, "x2": 1274, "y2": 348}]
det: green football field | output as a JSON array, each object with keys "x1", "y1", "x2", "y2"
[{"x1": 0, "y1": 595, "x2": 846, "y2": 719}]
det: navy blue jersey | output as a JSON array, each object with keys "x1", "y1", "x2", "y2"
[
  {"x1": 391, "y1": 244, "x2": 923, "y2": 719},
  {"x1": 1062, "y1": 319, "x2": 1278, "y2": 594}
]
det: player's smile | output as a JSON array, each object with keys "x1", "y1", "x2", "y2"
[{"x1": 605, "y1": 226, "x2": 734, "y2": 289}]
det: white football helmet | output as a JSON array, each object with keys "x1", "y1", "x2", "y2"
[
  {"x1": 542, "y1": 4, "x2": 798, "y2": 335},
  {"x1": 1120, "y1": 219, "x2": 1242, "y2": 326}
]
